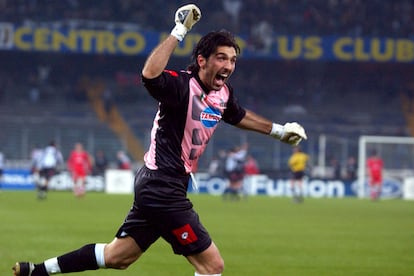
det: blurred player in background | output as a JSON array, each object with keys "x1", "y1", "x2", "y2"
[
  {"x1": 36, "y1": 141, "x2": 64, "y2": 200},
  {"x1": 366, "y1": 149, "x2": 383, "y2": 201},
  {"x1": 92, "y1": 149, "x2": 108, "y2": 177},
  {"x1": 345, "y1": 156, "x2": 357, "y2": 181},
  {"x1": 207, "y1": 149, "x2": 227, "y2": 177},
  {"x1": 13, "y1": 4, "x2": 306, "y2": 276},
  {"x1": 30, "y1": 145, "x2": 43, "y2": 191},
  {"x1": 288, "y1": 146, "x2": 310, "y2": 203},
  {"x1": 116, "y1": 150, "x2": 131, "y2": 170},
  {"x1": 223, "y1": 143, "x2": 248, "y2": 200},
  {"x1": 244, "y1": 154, "x2": 260, "y2": 175},
  {"x1": 67, "y1": 142, "x2": 92, "y2": 198}
]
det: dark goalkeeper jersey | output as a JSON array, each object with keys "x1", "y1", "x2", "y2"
[{"x1": 142, "y1": 69, "x2": 246, "y2": 177}]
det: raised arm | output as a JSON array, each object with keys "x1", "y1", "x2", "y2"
[
  {"x1": 141, "y1": 4, "x2": 201, "y2": 79},
  {"x1": 141, "y1": 36, "x2": 179, "y2": 79}
]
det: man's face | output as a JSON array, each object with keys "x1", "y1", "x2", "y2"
[{"x1": 198, "y1": 46, "x2": 237, "y2": 91}]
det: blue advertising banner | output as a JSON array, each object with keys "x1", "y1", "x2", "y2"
[
  {"x1": 1, "y1": 169, "x2": 35, "y2": 190},
  {"x1": 1, "y1": 22, "x2": 413, "y2": 63},
  {"x1": 0, "y1": 169, "x2": 105, "y2": 191},
  {"x1": 1, "y1": 170, "x2": 402, "y2": 198},
  {"x1": 189, "y1": 173, "x2": 403, "y2": 198},
  {"x1": 189, "y1": 173, "x2": 357, "y2": 197}
]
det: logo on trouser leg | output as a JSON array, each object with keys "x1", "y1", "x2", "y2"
[{"x1": 172, "y1": 224, "x2": 198, "y2": 245}]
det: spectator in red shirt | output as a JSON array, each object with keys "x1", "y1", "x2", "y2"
[
  {"x1": 244, "y1": 154, "x2": 260, "y2": 175},
  {"x1": 67, "y1": 143, "x2": 92, "y2": 197},
  {"x1": 366, "y1": 149, "x2": 383, "y2": 201}
]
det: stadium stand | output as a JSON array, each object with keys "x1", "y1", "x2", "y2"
[
  {"x1": 1, "y1": 0, "x2": 413, "y2": 36},
  {"x1": 0, "y1": 0, "x2": 412, "y2": 173}
]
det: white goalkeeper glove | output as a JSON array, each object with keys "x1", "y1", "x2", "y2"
[
  {"x1": 270, "y1": 122, "x2": 307, "y2": 146},
  {"x1": 170, "y1": 4, "x2": 201, "y2": 41}
]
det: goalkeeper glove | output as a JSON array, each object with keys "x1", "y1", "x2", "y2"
[
  {"x1": 270, "y1": 122, "x2": 307, "y2": 146},
  {"x1": 171, "y1": 4, "x2": 201, "y2": 41}
]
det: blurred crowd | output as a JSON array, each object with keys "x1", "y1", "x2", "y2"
[
  {"x1": 1, "y1": 0, "x2": 413, "y2": 37},
  {"x1": 0, "y1": 0, "x2": 413, "y2": 168}
]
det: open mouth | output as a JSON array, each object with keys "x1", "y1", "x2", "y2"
[
  {"x1": 216, "y1": 73, "x2": 228, "y2": 81},
  {"x1": 216, "y1": 74, "x2": 229, "y2": 81},
  {"x1": 214, "y1": 73, "x2": 228, "y2": 88}
]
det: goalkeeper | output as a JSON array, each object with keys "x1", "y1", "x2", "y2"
[{"x1": 13, "y1": 4, "x2": 307, "y2": 276}]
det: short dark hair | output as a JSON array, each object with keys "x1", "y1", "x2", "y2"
[{"x1": 187, "y1": 30, "x2": 240, "y2": 73}]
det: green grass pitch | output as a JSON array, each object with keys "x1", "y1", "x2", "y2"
[{"x1": 1, "y1": 191, "x2": 413, "y2": 275}]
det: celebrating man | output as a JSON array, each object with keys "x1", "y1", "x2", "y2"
[{"x1": 13, "y1": 4, "x2": 306, "y2": 276}]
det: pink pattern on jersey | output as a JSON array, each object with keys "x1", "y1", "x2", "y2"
[
  {"x1": 182, "y1": 78, "x2": 230, "y2": 173},
  {"x1": 144, "y1": 76, "x2": 230, "y2": 174}
]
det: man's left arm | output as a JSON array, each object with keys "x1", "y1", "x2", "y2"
[
  {"x1": 236, "y1": 110, "x2": 272, "y2": 134},
  {"x1": 236, "y1": 110, "x2": 307, "y2": 146}
]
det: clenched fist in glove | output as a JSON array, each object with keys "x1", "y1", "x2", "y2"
[
  {"x1": 270, "y1": 122, "x2": 307, "y2": 146},
  {"x1": 171, "y1": 4, "x2": 201, "y2": 41}
]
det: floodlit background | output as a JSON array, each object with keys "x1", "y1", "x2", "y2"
[
  {"x1": 1, "y1": 0, "x2": 414, "y2": 275},
  {"x1": 1, "y1": 0, "x2": 413, "y2": 177}
]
